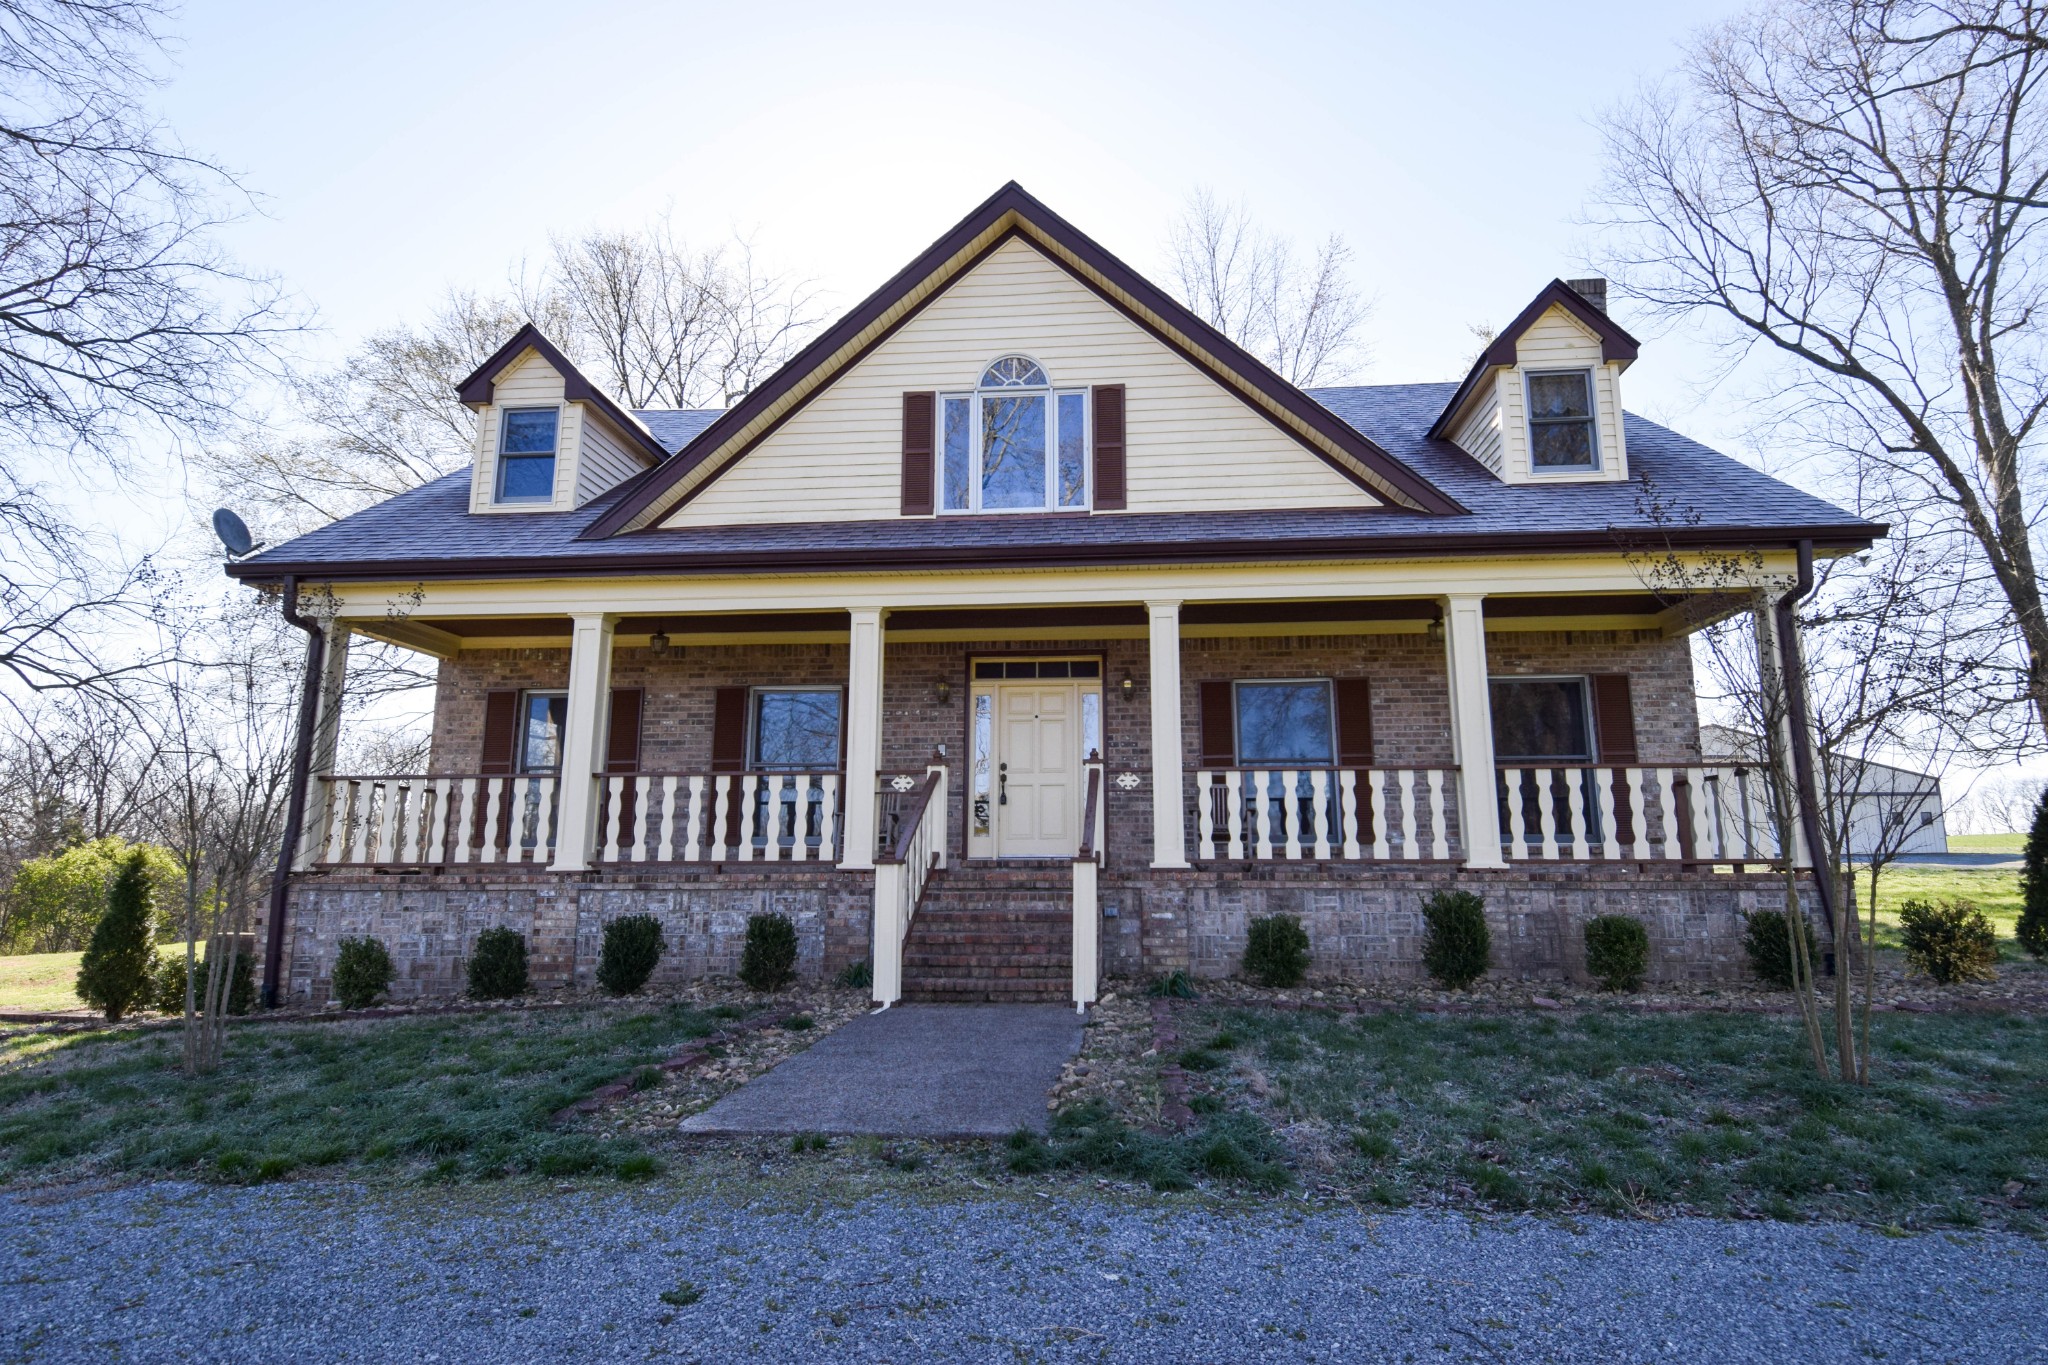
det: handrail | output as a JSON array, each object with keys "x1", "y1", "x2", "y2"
[
  {"x1": 876, "y1": 770, "x2": 941, "y2": 865},
  {"x1": 1078, "y1": 765, "x2": 1103, "y2": 861}
]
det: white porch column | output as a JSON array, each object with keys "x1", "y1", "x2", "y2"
[
  {"x1": 1147, "y1": 599, "x2": 1190, "y2": 869},
  {"x1": 294, "y1": 624, "x2": 352, "y2": 869},
  {"x1": 839, "y1": 606, "x2": 885, "y2": 870},
  {"x1": 1442, "y1": 593, "x2": 1505, "y2": 868},
  {"x1": 548, "y1": 612, "x2": 616, "y2": 872}
]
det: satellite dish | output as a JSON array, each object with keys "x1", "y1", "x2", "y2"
[{"x1": 212, "y1": 507, "x2": 257, "y2": 559}]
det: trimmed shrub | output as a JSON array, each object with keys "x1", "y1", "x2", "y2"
[
  {"x1": 1421, "y1": 890, "x2": 1490, "y2": 990},
  {"x1": 465, "y1": 927, "x2": 529, "y2": 1000},
  {"x1": 1897, "y1": 897, "x2": 1999, "y2": 985},
  {"x1": 332, "y1": 936, "x2": 395, "y2": 1009},
  {"x1": 1243, "y1": 914, "x2": 1311, "y2": 988},
  {"x1": 738, "y1": 913, "x2": 798, "y2": 992},
  {"x1": 152, "y1": 950, "x2": 257, "y2": 1016},
  {"x1": 596, "y1": 915, "x2": 665, "y2": 996},
  {"x1": 1741, "y1": 908, "x2": 1820, "y2": 990},
  {"x1": 1583, "y1": 915, "x2": 1650, "y2": 992},
  {"x1": 75, "y1": 851, "x2": 157, "y2": 1020},
  {"x1": 2020, "y1": 789, "x2": 2048, "y2": 959}
]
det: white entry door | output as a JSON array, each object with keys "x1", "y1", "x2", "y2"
[{"x1": 997, "y1": 685, "x2": 1078, "y2": 857}]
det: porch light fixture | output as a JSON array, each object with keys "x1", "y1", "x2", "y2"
[
  {"x1": 648, "y1": 626, "x2": 671, "y2": 657},
  {"x1": 935, "y1": 680, "x2": 953, "y2": 705},
  {"x1": 1119, "y1": 672, "x2": 1136, "y2": 700}
]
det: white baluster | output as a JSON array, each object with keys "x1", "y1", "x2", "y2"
[
  {"x1": 1656, "y1": 768, "x2": 1681, "y2": 860},
  {"x1": 1688, "y1": 768, "x2": 1716, "y2": 862},
  {"x1": 1197, "y1": 772, "x2": 1217, "y2": 860},
  {"x1": 425, "y1": 778, "x2": 450, "y2": 863},
  {"x1": 1505, "y1": 768, "x2": 1528, "y2": 860},
  {"x1": 1368, "y1": 770, "x2": 1391, "y2": 860},
  {"x1": 1565, "y1": 770, "x2": 1589, "y2": 859},
  {"x1": 628, "y1": 776, "x2": 651, "y2": 861},
  {"x1": 391, "y1": 781, "x2": 417, "y2": 863},
  {"x1": 453, "y1": 779, "x2": 478, "y2": 863},
  {"x1": 1535, "y1": 768, "x2": 1558, "y2": 860},
  {"x1": 1309, "y1": 770, "x2": 1331, "y2": 860},
  {"x1": 1224, "y1": 771, "x2": 1245, "y2": 859},
  {"x1": 1428, "y1": 769, "x2": 1449, "y2": 860},
  {"x1": 757, "y1": 777, "x2": 778, "y2": 863},
  {"x1": 684, "y1": 776, "x2": 705, "y2": 861},
  {"x1": 1281, "y1": 769, "x2": 1301, "y2": 859},
  {"x1": 534, "y1": 778, "x2": 557, "y2": 862},
  {"x1": 325, "y1": 780, "x2": 353, "y2": 864},
  {"x1": 515, "y1": 777, "x2": 538, "y2": 862},
  {"x1": 1340, "y1": 770, "x2": 1361, "y2": 859},
  {"x1": 1252, "y1": 772, "x2": 1274, "y2": 860},
  {"x1": 1397, "y1": 769, "x2": 1418, "y2": 860},
  {"x1": 1627, "y1": 768, "x2": 1650, "y2": 859},
  {"x1": 350, "y1": 781, "x2": 376, "y2": 864},
  {"x1": 818, "y1": 774, "x2": 840, "y2": 860},
  {"x1": 1594, "y1": 768, "x2": 1619, "y2": 860},
  {"x1": 738, "y1": 774, "x2": 759, "y2": 861},
  {"x1": 657, "y1": 777, "x2": 678, "y2": 861},
  {"x1": 600, "y1": 776, "x2": 624, "y2": 863},
  {"x1": 711, "y1": 775, "x2": 732, "y2": 859}
]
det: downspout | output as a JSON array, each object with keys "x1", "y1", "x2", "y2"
[
  {"x1": 1773, "y1": 540, "x2": 1840, "y2": 959},
  {"x1": 262, "y1": 574, "x2": 324, "y2": 1008}
]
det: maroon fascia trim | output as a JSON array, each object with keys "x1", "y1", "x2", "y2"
[
  {"x1": 225, "y1": 522, "x2": 1881, "y2": 586},
  {"x1": 583, "y1": 182, "x2": 1466, "y2": 538},
  {"x1": 455, "y1": 323, "x2": 671, "y2": 465},
  {"x1": 1427, "y1": 279, "x2": 1644, "y2": 441}
]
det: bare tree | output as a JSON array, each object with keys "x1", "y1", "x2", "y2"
[
  {"x1": 1591, "y1": 0, "x2": 2048, "y2": 745},
  {"x1": 1166, "y1": 189, "x2": 1373, "y2": 386}
]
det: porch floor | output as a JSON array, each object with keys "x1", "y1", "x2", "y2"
[{"x1": 677, "y1": 1004, "x2": 1082, "y2": 1138}]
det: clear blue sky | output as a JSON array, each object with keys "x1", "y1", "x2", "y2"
[{"x1": 156, "y1": 0, "x2": 1746, "y2": 413}]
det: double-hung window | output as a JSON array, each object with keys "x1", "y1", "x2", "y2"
[
  {"x1": 1525, "y1": 371, "x2": 1597, "y2": 471},
  {"x1": 496, "y1": 408, "x2": 560, "y2": 503},
  {"x1": 515, "y1": 690, "x2": 568, "y2": 848},
  {"x1": 1490, "y1": 676, "x2": 1598, "y2": 842},
  {"x1": 941, "y1": 356, "x2": 1088, "y2": 512}
]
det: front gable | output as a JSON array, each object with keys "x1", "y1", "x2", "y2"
[{"x1": 662, "y1": 237, "x2": 1381, "y2": 528}]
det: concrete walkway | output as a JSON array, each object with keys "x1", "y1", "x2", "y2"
[{"x1": 679, "y1": 1002, "x2": 1082, "y2": 1138}]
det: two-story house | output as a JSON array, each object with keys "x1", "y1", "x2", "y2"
[{"x1": 228, "y1": 184, "x2": 1875, "y2": 1009}]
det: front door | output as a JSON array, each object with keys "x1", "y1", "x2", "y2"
[{"x1": 967, "y1": 659, "x2": 1103, "y2": 860}]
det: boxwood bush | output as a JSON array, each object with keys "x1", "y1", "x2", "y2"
[
  {"x1": 1583, "y1": 914, "x2": 1650, "y2": 992},
  {"x1": 1897, "y1": 897, "x2": 1998, "y2": 985},
  {"x1": 596, "y1": 915, "x2": 665, "y2": 996},
  {"x1": 332, "y1": 936, "x2": 395, "y2": 1009},
  {"x1": 1243, "y1": 914, "x2": 1311, "y2": 987},
  {"x1": 738, "y1": 913, "x2": 798, "y2": 991},
  {"x1": 465, "y1": 927, "x2": 529, "y2": 1000},
  {"x1": 1741, "y1": 908, "x2": 1819, "y2": 990},
  {"x1": 152, "y1": 950, "x2": 257, "y2": 1016},
  {"x1": 1421, "y1": 890, "x2": 1490, "y2": 990}
]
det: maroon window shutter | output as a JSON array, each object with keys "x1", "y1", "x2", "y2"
[
  {"x1": 602, "y1": 688, "x2": 644, "y2": 845},
  {"x1": 1334, "y1": 678, "x2": 1375, "y2": 767},
  {"x1": 1590, "y1": 675, "x2": 1638, "y2": 763},
  {"x1": 479, "y1": 690, "x2": 519, "y2": 773},
  {"x1": 901, "y1": 392, "x2": 935, "y2": 515},
  {"x1": 710, "y1": 687, "x2": 749, "y2": 771},
  {"x1": 1198, "y1": 681, "x2": 1235, "y2": 767},
  {"x1": 1092, "y1": 384, "x2": 1126, "y2": 510}
]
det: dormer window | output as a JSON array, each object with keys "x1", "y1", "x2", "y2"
[
  {"x1": 940, "y1": 356, "x2": 1088, "y2": 512},
  {"x1": 1526, "y1": 371, "x2": 1597, "y2": 471},
  {"x1": 496, "y1": 408, "x2": 560, "y2": 503}
]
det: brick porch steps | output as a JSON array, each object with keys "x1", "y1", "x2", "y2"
[{"x1": 899, "y1": 867, "x2": 1072, "y2": 1004}]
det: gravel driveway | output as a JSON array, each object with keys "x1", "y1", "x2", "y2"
[{"x1": 2, "y1": 1182, "x2": 2041, "y2": 1363}]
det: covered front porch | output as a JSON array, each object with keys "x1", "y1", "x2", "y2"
[{"x1": 280, "y1": 566, "x2": 1810, "y2": 1006}]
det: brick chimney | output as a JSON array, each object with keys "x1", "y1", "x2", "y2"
[{"x1": 1564, "y1": 277, "x2": 1608, "y2": 315}]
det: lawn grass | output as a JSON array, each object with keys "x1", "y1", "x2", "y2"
[
  {"x1": 1860, "y1": 864, "x2": 2026, "y2": 958},
  {"x1": 1950, "y1": 832, "x2": 2025, "y2": 854},
  {"x1": 1203, "y1": 1005, "x2": 2048, "y2": 1229},
  {"x1": 0, "y1": 944, "x2": 190, "y2": 1013},
  {"x1": 0, "y1": 1002, "x2": 722, "y2": 1184}
]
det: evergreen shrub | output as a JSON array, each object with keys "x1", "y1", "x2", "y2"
[
  {"x1": 465, "y1": 927, "x2": 529, "y2": 1000},
  {"x1": 1583, "y1": 915, "x2": 1650, "y2": 992},
  {"x1": 332, "y1": 936, "x2": 395, "y2": 1009},
  {"x1": 738, "y1": 913, "x2": 798, "y2": 991},
  {"x1": 596, "y1": 915, "x2": 665, "y2": 996},
  {"x1": 1421, "y1": 890, "x2": 1490, "y2": 990},
  {"x1": 75, "y1": 851, "x2": 157, "y2": 1020},
  {"x1": 1243, "y1": 914, "x2": 1311, "y2": 987}
]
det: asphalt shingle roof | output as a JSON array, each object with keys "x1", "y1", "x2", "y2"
[{"x1": 228, "y1": 383, "x2": 1878, "y2": 581}]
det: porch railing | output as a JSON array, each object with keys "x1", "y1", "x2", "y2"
[
  {"x1": 1497, "y1": 763, "x2": 1781, "y2": 864},
  {"x1": 315, "y1": 774, "x2": 558, "y2": 866},
  {"x1": 872, "y1": 765, "x2": 948, "y2": 1006},
  {"x1": 1192, "y1": 768, "x2": 1459, "y2": 861},
  {"x1": 595, "y1": 771, "x2": 842, "y2": 863}
]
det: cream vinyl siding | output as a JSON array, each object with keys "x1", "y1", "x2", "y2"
[
  {"x1": 1498, "y1": 306, "x2": 1628, "y2": 484},
  {"x1": 470, "y1": 350, "x2": 572, "y2": 514},
  {"x1": 1448, "y1": 380, "x2": 1505, "y2": 476},
  {"x1": 662, "y1": 237, "x2": 1378, "y2": 528},
  {"x1": 575, "y1": 409, "x2": 651, "y2": 506}
]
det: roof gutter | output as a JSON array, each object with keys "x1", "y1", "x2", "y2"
[{"x1": 262, "y1": 574, "x2": 323, "y2": 1009}]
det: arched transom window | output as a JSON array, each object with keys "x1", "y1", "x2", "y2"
[{"x1": 941, "y1": 356, "x2": 1088, "y2": 512}]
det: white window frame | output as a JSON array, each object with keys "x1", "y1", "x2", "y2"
[
  {"x1": 1231, "y1": 678, "x2": 1338, "y2": 768},
  {"x1": 516, "y1": 689, "x2": 569, "y2": 773},
  {"x1": 1522, "y1": 369, "x2": 1600, "y2": 476},
  {"x1": 939, "y1": 356, "x2": 1090, "y2": 514},
  {"x1": 748, "y1": 685, "x2": 844, "y2": 772},
  {"x1": 495, "y1": 406, "x2": 562, "y2": 505},
  {"x1": 1487, "y1": 674, "x2": 1595, "y2": 762}
]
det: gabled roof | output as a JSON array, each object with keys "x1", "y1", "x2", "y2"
[
  {"x1": 1427, "y1": 279, "x2": 1643, "y2": 439},
  {"x1": 582, "y1": 182, "x2": 1467, "y2": 538},
  {"x1": 455, "y1": 323, "x2": 672, "y2": 465}
]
